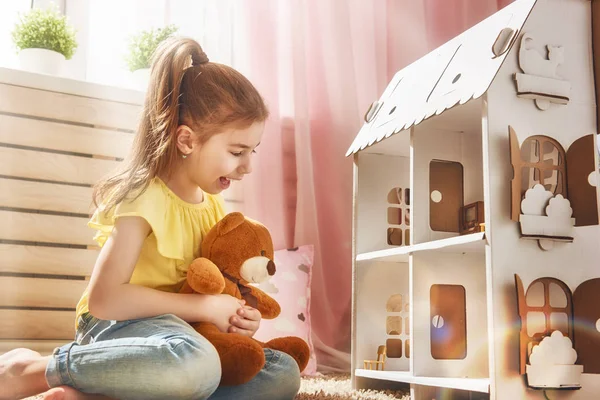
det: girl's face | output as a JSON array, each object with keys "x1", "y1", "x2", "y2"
[{"x1": 183, "y1": 121, "x2": 264, "y2": 195}]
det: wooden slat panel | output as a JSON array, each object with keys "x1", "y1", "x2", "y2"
[
  {"x1": 0, "y1": 147, "x2": 120, "y2": 185},
  {"x1": 0, "y1": 277, "x2": 87, "y2": 308},
  {"x1": 0, "y1": 83, "x2": 141, "y2": 131},
  {"x1": 0, "y1": 210, "x2": 94, "y2": 246},
  {"x1": 0, "y1": 340, "x2": 69, "y2": 356},
  {"x1": 0, "y1": 244, "x2": 97, "y2": 276},
  {"x1": 0, "y1": 114, "x2": 134, "y2": 159},
  {"x1": 0, "y1": 310, "x2": 75, "y2": 340},
  {"x1": 0, "y1": 178, "x2": 93, "y2": 215}
]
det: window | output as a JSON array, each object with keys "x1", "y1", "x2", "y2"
[
  {"x1": 0, "y1": 1, "x2": 241, "y2": 89},
  {"x1": 0, "y1": 0, "x2": 33, "y2": 70},
  {"x1": 520, "y1": 136, "x2": 566, "y2": 197},
  {"x1": 386, "y1": 293, "x2": 409, "y2": 359},
  {"x1": 387, "y1": 187, "x2": 410, "y2": 246}
]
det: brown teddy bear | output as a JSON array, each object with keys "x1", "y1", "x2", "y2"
[{"x1": 179, "y1": 212, "x2": 310, "y2": 386}]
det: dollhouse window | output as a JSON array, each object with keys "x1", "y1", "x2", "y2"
[
  {"x1": 523, "y1": 278, "x2": 573, "y2": 349},
  {"x1": 386, "y1": 294, "x2": 403, "y2": 311},
  {"x1": 519, "y1": 136, "x2": 566, "y2": 197},
  {"x1": 387, "y1": 187, "x2": 410, "y2": 246},
  {"x1": 386, "y1": 293, "x2": 409, "y2": 359}
]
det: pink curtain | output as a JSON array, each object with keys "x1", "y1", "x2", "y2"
[{"x1": 238, "y1": 0, "x2": 513, "y2": 372}]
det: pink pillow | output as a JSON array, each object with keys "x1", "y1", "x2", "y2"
[{"x1": 253, "y1": 245, "x2": 317, "y2": 376}]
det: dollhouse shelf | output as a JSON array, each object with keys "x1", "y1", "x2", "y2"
[
  {"x1": 356, "y1": 232, "x2": 486, "y2": 263},
  {"x1": 355, "y1": 369, "x2": 490, "y2": 393}
]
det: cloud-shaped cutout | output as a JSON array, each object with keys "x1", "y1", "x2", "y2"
[
  {"x1": 529, "y1": 330, "x2": 577, "y2": 366},
  {"x1": 546, "y1": 195, "x2": 573, "y2": 218},
  {"x1": 274, "y1": 318, "x2": 296, "y2": 333},
  {"x1": 521, "y1": 184, "x2": 553, "y2": 216},
  {"x1": 281, "y1": 271, "x2": 298, "y2": 282},
  {"x1": 257, "y1": 280, "x2": 279, "y2": 294}
]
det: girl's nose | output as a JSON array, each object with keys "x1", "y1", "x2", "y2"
[{"x1": 238, "y1": 159, "x2": 253, "y2": 174}]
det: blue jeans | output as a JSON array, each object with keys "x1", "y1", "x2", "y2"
[{"x1": 45, "y1": 313, "x2": 301, "y2": 400}]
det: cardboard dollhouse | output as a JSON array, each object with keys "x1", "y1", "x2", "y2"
[{"x1": 348, "y1": 0, "x2": 600, "y2": 399}]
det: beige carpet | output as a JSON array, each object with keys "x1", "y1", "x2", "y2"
[{"x1": 296, "y1": 374, "x2": 409, "y2": 400}]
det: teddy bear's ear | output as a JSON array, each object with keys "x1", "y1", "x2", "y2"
[{"x1": 216, "y1": 212, "x2": 246, "y2": 236}]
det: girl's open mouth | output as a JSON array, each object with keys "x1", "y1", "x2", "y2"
[{"x1": 219, "y1": 177, "x2": 231, "y2": 189}]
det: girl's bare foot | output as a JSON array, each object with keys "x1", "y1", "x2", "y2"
[
  {"x1": 0, "y1": 348, "x2": 50, "y2": 400},
  {"x1": 36, "y1": 386, "x2": 113, "y2": 400}
]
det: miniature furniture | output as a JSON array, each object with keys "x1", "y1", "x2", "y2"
[
  {"x1": 363, "y1": 345, "x2": 387, "y2": 371},
  {"x1": 0, "y1": 68, "x2": 242, "y2": 355},
  {"x1": 348, "y1": 0, "x2": 600, "y2": 399}
]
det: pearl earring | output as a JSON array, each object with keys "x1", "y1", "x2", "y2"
[{"x1": 182, "y1": 154, "x2": 187, "y2": 159}]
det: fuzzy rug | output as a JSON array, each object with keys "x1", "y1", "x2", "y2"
[
  {"x1": 21, "y1": 374, "x2": 409, "y2": 400},
  {"x1": 296, "y1": 374, "x2": 409, "y2": 400}
]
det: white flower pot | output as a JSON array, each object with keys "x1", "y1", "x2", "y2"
[
  {"x1": 18, "y1": 48, "x2": 65, "y2": 76},
  {"x1": 131, "y1": 68, "x2": 151, "y2": 91}
]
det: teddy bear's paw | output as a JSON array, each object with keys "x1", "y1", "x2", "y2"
[
  {"x1": 217, "y1": 339, "x2": 265, "y2": 386},
  {"x1": 265, "y1": 337, "x2": 310, "y2": 372}
]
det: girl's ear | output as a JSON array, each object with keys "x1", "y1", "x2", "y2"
[{"x1": 175, "y1": 125, "x2": 197, "y2": 155}]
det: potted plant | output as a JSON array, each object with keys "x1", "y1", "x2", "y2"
[
  {"x1": 11, "y1": 4, "x2": 77, "y2": 76},
  {"x1": 125, "y1": 24, "x2": 179, "y2": 90}
]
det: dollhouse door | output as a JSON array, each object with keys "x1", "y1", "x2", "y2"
[
  {"x1": 430, "y1": 284, "x2": 467, "y2": 359},
  {"x1": 573, "y1": 278, "x2": 600, "y2": 374},
  {"x1": 429, "y1": 160, "x2": 464, "y2": 232},
  {"x1": 566, "y1": 135, "x2": 599, "y2": 226}
]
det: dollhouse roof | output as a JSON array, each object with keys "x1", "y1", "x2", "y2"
[{"x1": 346, "y1": 0, "x2": 537, "y2": 156}]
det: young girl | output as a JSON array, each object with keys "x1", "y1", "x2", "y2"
[{"x1": 0, "y1": 37, "x2": 301, "y2": 400}]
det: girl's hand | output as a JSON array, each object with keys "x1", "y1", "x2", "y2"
[
  {"x1": 206, "y1": 294, "x2": 244, "y2": 333},
  {"x1": 228, "y1": 305, "x2": 262, "y2": 337}
]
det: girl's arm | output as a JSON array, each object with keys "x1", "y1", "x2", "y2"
[{"x1": 87, "y1": 216, "x2": 241, "y2": 330}]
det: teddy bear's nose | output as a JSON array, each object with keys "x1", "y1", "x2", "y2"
[{"x1": 267, "y1": 260, "x2": 276, "y2": 276}]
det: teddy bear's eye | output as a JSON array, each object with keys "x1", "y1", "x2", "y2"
[{"x1": 261, "y1": 250, "x2": 266, "y2": 256}]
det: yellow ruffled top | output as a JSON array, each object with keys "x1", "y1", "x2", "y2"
[{"x1": 75, "y1": 177, "x2": 226, "y2": 326}]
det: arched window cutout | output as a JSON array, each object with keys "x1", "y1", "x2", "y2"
[
  {"x1": 386, "y1": 294, "x2": 403, "y2": 312},
  {"x1": 387, "y1": 207, "x2": 402, "y2": 225},
  {"x1": 387, "y1": 228, "x2": 403, "y2": 246},
  {"x1": 520, "y1": 136, "x2": 566, "y2": 197},
  {"x1": 515, "y1": 275, "x2": 573, "y2": 374},
  {"x1": 550, "y1": 312, "x2": 569, "y2": 333},
  {"x1": 549, "y1": 283, "x2": 568, "y2": 308},
  {"x1": 386, "y1": 316, "x2": 402, "y2": 335},
  {"x1": 387, "y1": 188, "x2": 403, "y2": 204},
  {"x1": 510, "y1": 129, "x2": 599, "y2": 225},
  {"x1": 526, "y1": 282, "x2": 545, "y2": 307},
  {"x1": 386, "y1": 187, "x2": 410, "y2": 246},
  {"x1": 386, "y1": 338, "x2": 402, "y2": 358}
]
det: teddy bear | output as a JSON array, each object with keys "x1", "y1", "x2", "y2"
[{"x1": 179, "y1": 212, "x2": 310, "y2": 386}]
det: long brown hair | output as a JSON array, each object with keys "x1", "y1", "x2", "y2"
[{"x1": 93, "y1": 37, "x2": 269, "y2": 211}]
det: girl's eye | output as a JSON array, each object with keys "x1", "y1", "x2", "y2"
[{"x1": 231, "y1": 150, "x2": 257, "y2": 157}]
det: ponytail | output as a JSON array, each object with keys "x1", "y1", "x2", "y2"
[{"x1": 93, "y1": 37, "x2": 268, "y2": 212}]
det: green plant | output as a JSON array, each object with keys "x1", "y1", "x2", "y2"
[
  {"x1": 125, "y1": 25, "x2": 179, "y2": 72},
  {"x1": 11, "y1": 5, "x2": 78, "y2": 60}
]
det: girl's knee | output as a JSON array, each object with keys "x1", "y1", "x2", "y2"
[
  {"x1": 266, "y1": 350, "x2": 301, "y2": 398},
  {"x1": 161, "y1": 337, "x2": 221, "y2": 399}
]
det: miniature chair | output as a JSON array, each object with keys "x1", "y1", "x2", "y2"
[{"x1": 363, "y1": 345, "x2": 386, "y2": 370}]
